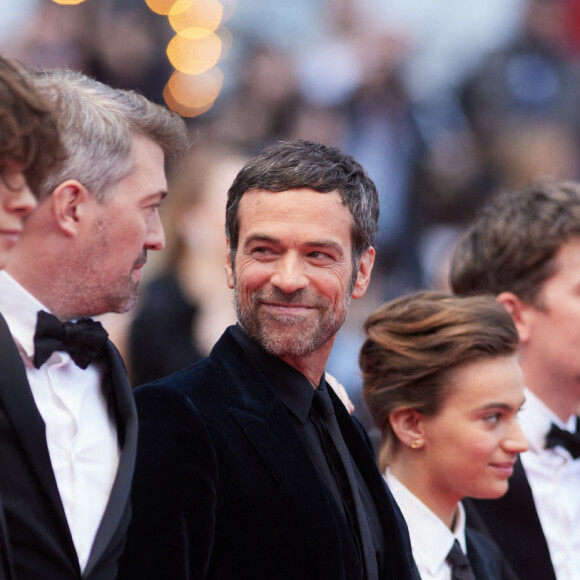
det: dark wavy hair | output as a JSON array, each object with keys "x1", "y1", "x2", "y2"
[
  {"x1": 225, "y1": 140, "x2": 379, "y2": 265},
  {"x1": 450, "y1": 180, "x2": 580, "y2": 304},
  {"x1": 0, "y1": 57, "x2": 64, "y2": 194}
]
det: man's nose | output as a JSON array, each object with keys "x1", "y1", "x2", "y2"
[
  {"x1": 270, "y1": 253, "x2": 309, "y2": 293},
  {"x1": 145, "y1": 214, "x2": 165, "y2": 251}
]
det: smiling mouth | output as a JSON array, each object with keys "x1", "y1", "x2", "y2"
[
  {"x1": 261, "y1": 302, "x2": 317, "y2": 315},
  {"x1": 490, "y1": 462, "x2": 516, "y2": 477},
  {"x1": 0, "y1": 231, "x2": 21, "y2": 245},
  {"x1": 264, "y1": 302, "x2": 314, "y2": 309}
]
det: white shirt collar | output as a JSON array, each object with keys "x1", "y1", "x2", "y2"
[
  {"x1": 518, "y1": 388, "x2": 577, "y2": 454},
  {"x1": 0, "y1": 270, "x2": 52, "y2": 360},
  {"x1": 386, "y1": 469, "x2": 467, "y2": 576}
]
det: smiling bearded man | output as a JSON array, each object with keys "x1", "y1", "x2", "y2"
[{"x1": 119, "y1": 140, "x2": 419, "y2": 580}]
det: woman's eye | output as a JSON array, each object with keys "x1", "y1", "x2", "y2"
[{"x1": 483, "y1": 413, "x2": 501, "y2": 425}]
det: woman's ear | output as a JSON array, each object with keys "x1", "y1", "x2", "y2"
[{"x1": 389, "y1": 407, "x2": 425, "y2": 450}]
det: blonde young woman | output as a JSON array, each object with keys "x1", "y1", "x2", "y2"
[{"x1": 360, "y1": 291, "x2": 528, "y2": 580}]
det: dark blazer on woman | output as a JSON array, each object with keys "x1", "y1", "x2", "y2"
[
  {"x1": 118, "y1": 325, "x2": 418, "y2": 580},
  {"x1": 464, "y1": 458, "x2": 555, "y2": 580},
  {"x1": 466, "y1": 526, "x2": 519, "y2": 580},
  {"x1": 0, "y1": 314, "x2": 138, "y2": 580}
]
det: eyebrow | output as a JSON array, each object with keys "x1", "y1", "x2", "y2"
[
  {"x1": 478, "y1": 398, "x2": 526, "y2": 413},
  {"x1": 245, "y1": 234, "x2": 345, "y2": 254},
  {"x1": 144, "y1": 190, "x2": 168, "y2": 202}
]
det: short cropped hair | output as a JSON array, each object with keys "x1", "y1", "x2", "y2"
[
  {"x1": 450, "y1": 180, "x2": 580, "y2": 304},
  {"x1": 29, "y1": 68, "x2": 189, "y2": 201},
  {"x1": 225, "y1": 140, "x2": 379, "y2": 263},
  {"x1": 0, "y1": 56, "x2": 63, "y2": 194},
  {"x1": 360, "y1": 290, "x2": 519, "y2": 470}
]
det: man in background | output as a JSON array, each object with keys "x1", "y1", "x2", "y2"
[{"x1": 450, "y1": 180, "x2": 580, "y2": 580}]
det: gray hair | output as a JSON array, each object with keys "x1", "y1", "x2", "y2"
[{"x1": 29, "y1": 68, "x2": 189, "y2": 200}]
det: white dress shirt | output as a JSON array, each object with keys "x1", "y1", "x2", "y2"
[
  {"x1": 518, "y1": 389, "x2": 580, "y2": 580},
  {"x1": 386, "y1": 469, "x2": 468, "y2": 580},
  {"x1": 0, "y1": 271, "x2": 119, "y2": 571}
]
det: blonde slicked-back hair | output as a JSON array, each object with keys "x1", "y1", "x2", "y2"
[
  {"x1": 359, "y1": 290, "x2": 519, "y2": 471},
  {"x1": 29, "y1": 68, "x2": 189, "y2": 200}
]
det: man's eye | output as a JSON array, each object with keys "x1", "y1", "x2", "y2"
[
  {"x1": 251, "y1": 247, "x2": 275, "y2": 256},
  {"x1": 308, "y1": 251, "x2": 332, "y2": 260}
]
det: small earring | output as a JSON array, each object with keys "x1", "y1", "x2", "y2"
[{"x1": 410, "y1": 440, "x2": 422, "y2": 449}]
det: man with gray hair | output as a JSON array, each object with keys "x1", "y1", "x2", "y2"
[{"x1": 0, "y1": 68, "x2": 188, "y2": 580}]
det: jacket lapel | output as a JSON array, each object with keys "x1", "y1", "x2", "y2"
[
  {"x1": 219, "y1": 334, "x2": 353, "y2": 580},
  {"x1": 466, "y1": 457, "x2": 555, "y2": 580},
  {"x1": 84, "y1": 342, "x2": 137, "y2": 578},
  {"x1": 0, "y1": 314, "x2": 71, "y2": 537},
  {"x1": 331, "y1": 388, "x2": 418, "y2": 580}
]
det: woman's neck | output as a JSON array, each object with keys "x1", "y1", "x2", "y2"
[{"x1": 389, "y1": 454, "x2": 460, "y2": 529}]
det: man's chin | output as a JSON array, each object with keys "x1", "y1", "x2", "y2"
[{"x1": 109, "y1": 289, "x2": 139, "y2": 315}]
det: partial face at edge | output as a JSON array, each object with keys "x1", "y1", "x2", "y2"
[
  {"x1": 0, "y1": 160, "x2": 36, "y2": 269},
  {"x1": 73, "y1": 136, "x2": 168, "y2": 315}
]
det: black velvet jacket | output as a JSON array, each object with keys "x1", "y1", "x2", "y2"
[{"x1": 118, "y1": 326, "x2": 418, "y2": 580}]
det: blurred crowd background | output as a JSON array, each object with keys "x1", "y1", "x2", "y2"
[{"x1": 3, "y1": 0, "x2": 580, "y2": 433}]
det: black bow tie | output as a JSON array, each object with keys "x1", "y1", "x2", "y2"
[
  {"x1": 33, "y1": 310, "x2": 108, "y2": 370},
  {"x1": 545, "y1": 421, "x2": 580, "y2": 459}
]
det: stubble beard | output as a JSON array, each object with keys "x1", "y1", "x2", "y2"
[
  {"x1": 69, "y1": 249, "x2": 145, "y2": 317},
  {"x1": 234, "y1": 284, "x2": 352, "y2": 359}
]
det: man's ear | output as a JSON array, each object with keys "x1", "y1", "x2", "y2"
[
  {"x1": 51, "y1": 180, "x2": 92, "y2": 236},
  {"x1": 225, "y1": 238, "x2": 234, "y2": 289},
  {"x1": 497, "y1": 291, "x2": 532, "y2": 343},
  {"x1": 351, "y1": 247, "x2": 375, "y2": 299},
  {"x1": 389, "y1": 407, "x2": 425, "y2": 450}
]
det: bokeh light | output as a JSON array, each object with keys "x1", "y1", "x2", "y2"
[
  {"x1": 49, "y1": 0, "x2": 235, "y2": 116},
  {"x1": 220, "y1": 0, "x2": 238, "y2": 23},
  {"x1": 214, "y1": 26, "x2": 233, "y2": 63},
  {"x1": 145, "y1": 0, "x2": 192, "y2": 16},
  {"x1": 166, "y1": 33, "x2": 222, "y2": 75},
  {"x1": 169, "y1": 0, "x2": 223, "y2": 38},
  {"x1": 163, "y1": 68, "x2": 223, "y2": 117}
]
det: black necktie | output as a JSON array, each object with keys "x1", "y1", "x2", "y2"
[
  {"x1": 310, "y1": 386, "x2": 378, "y2": 580},
  {"x1": 311, "y1": 388, "x2": 361, "y2": 546},
  {"x1": 446, "y1": 540, "x2": 476, "y2": 580},
  {"x1": 33, "y1": 310, "x2": 108, "y2": 369},
  {"x1": 545, "y1": 421, "x2": 580, "y2": 459}
]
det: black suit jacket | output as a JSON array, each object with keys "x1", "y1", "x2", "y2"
[
  {"x1": 464, "y1": 458, "x2": 556, "y2": 580},
  {"x1": 466, "y1": 526, "x2": 518, "y2": 580},
  {"x1": 0, "y1": 494, "x2": 14, "y2": 580},
  {"x1": 0, "y1": 313, "x2": 138, "y2": 580},
  {"x1": 118, "y1": 326, "x2": 418, "y2": 580}
]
